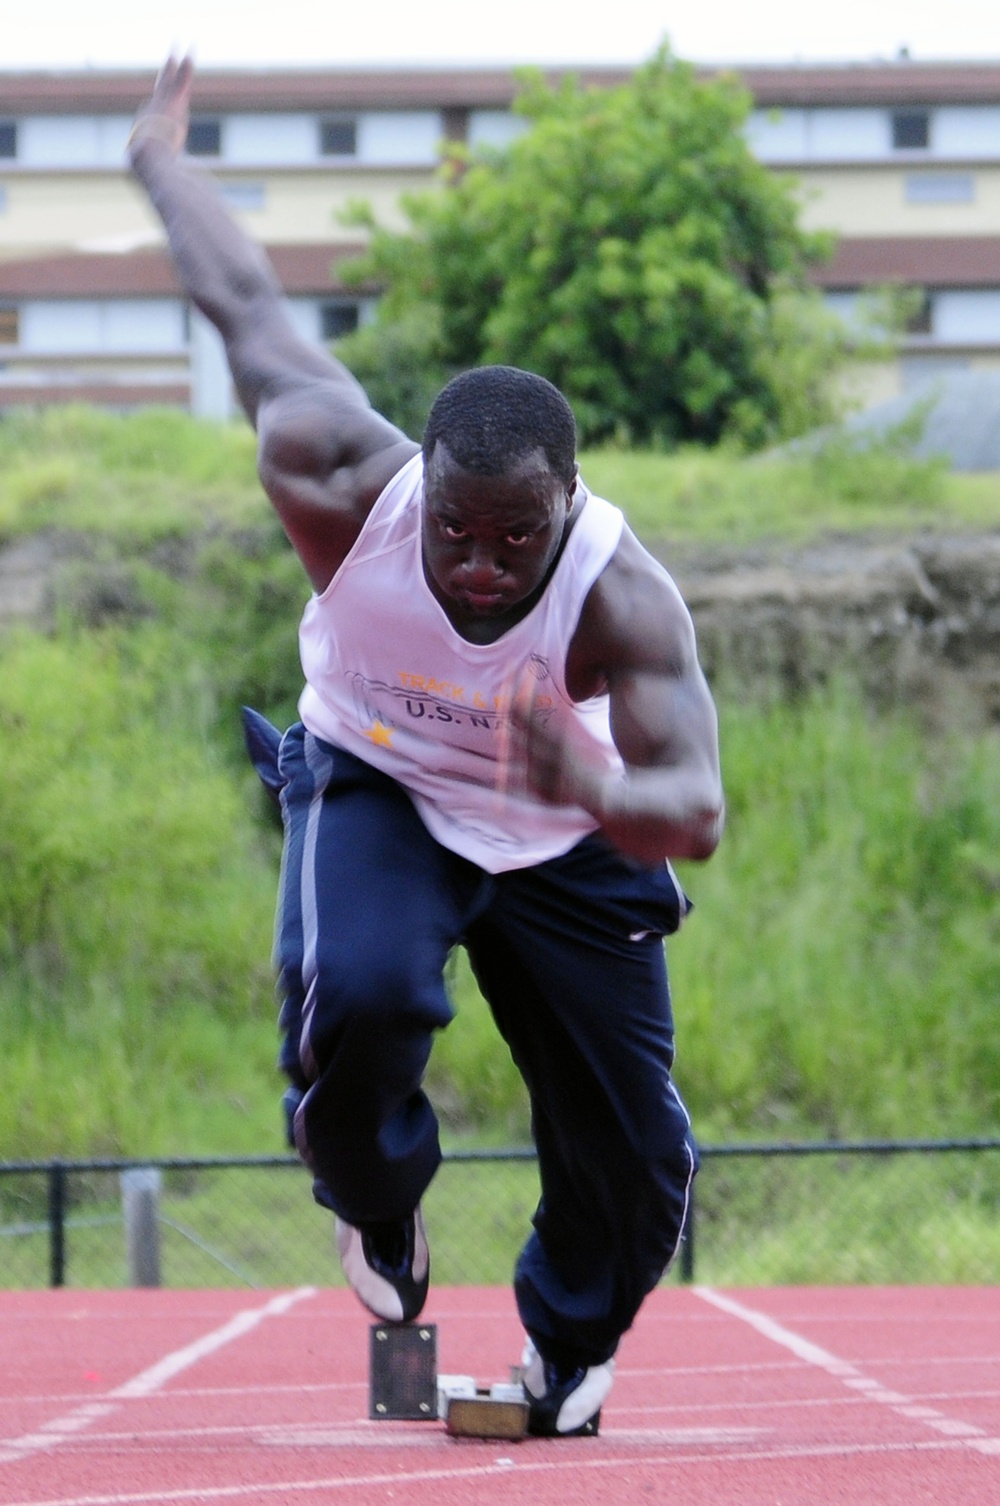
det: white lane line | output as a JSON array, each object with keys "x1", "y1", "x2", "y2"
[
  {"x1": 110, "y1": 1289, "x2": 315, "y2": 1399},
  {"x1": 50, "y1": 1419, "x2": 764, "y2": 1453},
  {"x1": 0, "y1": 1436, "x2": 979, "y2": 1506},
  {"x1": 0, "y1": 1288, "x2": 317, "y2": 1468},
  {"x1": 693, "y1": 1285, "x2": 1000, "y2": 1458},
  {"x1": 7, "y1": 1351, "x2": 993, "y2": 1415},
  {"x1": 620, "y1": 1383, "x2": 1000, "y2": 1423},
  {"x1": 0, "y1": 1379, "x2": 362, "y2": 1409},
  {"x1": 255, "y1": 1422, "x2": 765, "y2": 1449}
]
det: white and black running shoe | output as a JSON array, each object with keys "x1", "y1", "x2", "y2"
[
  {"x1": 335, "y1": 1207, "x2": 430, "y2": 1324},
  {"x1": 521, "y1": 1338, "x2": 615, "y2": 1437}
]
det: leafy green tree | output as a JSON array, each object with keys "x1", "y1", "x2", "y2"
[{"x1": 338, "y1": 48, "x2": 840, "y2": 448}]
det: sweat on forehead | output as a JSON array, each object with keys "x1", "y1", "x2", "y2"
[{"x1": 422, "y1": 365, "x2": 577, "y2": 485}]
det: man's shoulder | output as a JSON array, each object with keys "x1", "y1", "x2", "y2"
[
  {"x1": 572, "y1": 526, "x2": 696, "y2": 675},
  {"x1": 598, "y1": 526, "x2": 690, "y2": 618}
]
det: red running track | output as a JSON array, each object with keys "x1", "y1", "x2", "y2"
[{"x1": 0, "y1": 1284, "x2": 998, "y2": 1505}]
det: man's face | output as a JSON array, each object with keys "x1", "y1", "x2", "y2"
[{"x1": 422, "y1": 442, "x2": 576, "y2": 633}]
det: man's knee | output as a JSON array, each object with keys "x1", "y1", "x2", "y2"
[{"x1": 300, "y1": 946, "x2": 451, "y2": 1075}]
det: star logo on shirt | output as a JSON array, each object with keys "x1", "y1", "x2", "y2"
[{"x1": 363, "y1": 720, "x2": 394, "y2": 748}]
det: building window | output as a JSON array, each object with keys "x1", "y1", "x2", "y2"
[
  {"x1": 905, "y1": 172, "x2": 975, "y2": 204},
  {"x1": 319, "y1": 117, "x2": 357, "y2": 156},
  {"x1": 220, "y1": 181, "x2": 266, "y2": 212},
  {"x1": 0, "y1": 306, "x2": 18, "y2": 344},
  {"x1": 0, "y1": 120, "x2": 16, "y2": 158},
  {"x1": 904, "y1": 289, "x2": 933, "y2": 335},
  {"x1": 892, "y1": 110, "x2": 930, "y2": 150},
  {"x1": 901, "y1": 356, "x2": 969, "y2": 391},
  {"x1": 321, "y1": 302, "x2": 361, "y2": 341},
  {"x1": 187, "y1": 117, "x2": 222, "y2": 156},
  {"x1": 934, "y1": 288, "x2": 1000, "y2": 345}
]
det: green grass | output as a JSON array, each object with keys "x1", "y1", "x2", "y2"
[
  {"x1": 688, "y1": 1148, "x2": 1000, "y2": 1285},
  {"x1": 0, "y1": 625, "x2": 284, "y2": 1159},
  {"x1": 670, "y1": 680, "x2": 1000, "y2": 1142},
  {"x1": 0, "y1": 406, "x2": 263, "y2": 544},
  {"x1": 580, "y1": 439, "x2": 1000, "y2": 545},
  {"x1": 1, "y1": 404, "x2": 997, "y2": 554},
  {"x1": 0, "y1": 406, "x2": 998, "y2": 1170}
]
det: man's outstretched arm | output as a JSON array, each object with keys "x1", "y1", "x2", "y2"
[
  {"x1": 129, "y1": 57, "x2": 416, "y2": 588},
  {"x1": 128, "y1": 58, "x2": 355, "y2": 422}
]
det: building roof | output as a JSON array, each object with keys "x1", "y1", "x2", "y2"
[
  {"x1": 815, "y1": 236, "x2": 1000, "y2": 288},
  {"x1": 0, "y1": 380, "x2": 189, "y2": 407},
  {"x1": 1, "y1": 59, "x2": 999, "y2": 115},
  {"x1": 7, "y1": 235, "x2": 995, "y2": 301},
  {"x1": 0, "y1": 65, "x2": 630, "y2": 115},
  {"x1": 0, "y1": 244, "x2": 369, "y2": 298},
  {"x1": 737, "y1": 60, "x2": 1000, "y2": 108}
]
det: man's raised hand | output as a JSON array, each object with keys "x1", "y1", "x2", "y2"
[{"x1": 128, "y1": 54, "x2": 194, "y2": 162}]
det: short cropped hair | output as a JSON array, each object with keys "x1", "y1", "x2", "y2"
[{"x1": 422, "y1": 366, "x2": 577, "y2": 485}]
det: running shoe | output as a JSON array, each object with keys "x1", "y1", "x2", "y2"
[
  {"x1": 335, "y1": 1207, "x2": 429, "y2": 1324},
  {"x1": 521, "y1": 1338, "x2": 615, "y2": 1437}
]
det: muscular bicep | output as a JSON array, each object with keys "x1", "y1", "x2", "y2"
[
  {"x1": 577, "y1": 532, "x2": 722, "y2": 794},
  {"x1": 565, "y1": 529, "x2": 723, "y2": 861},
  {"x1": 608, "y1": 655, "x2": 720, "y2": 781}
]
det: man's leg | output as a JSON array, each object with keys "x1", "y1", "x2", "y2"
[
  {"x1": 465, "y1": 837, "x2": 696, "y2": 1423},
  {"x1": 274, "y1": 725, "x2": 487, "y2": 1229}
]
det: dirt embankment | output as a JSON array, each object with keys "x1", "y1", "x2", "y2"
[
  {"x1": 657, "y1": 531, "x2": 1000, "y2": 725},
  {"x1": 4, "y1": 528, "x2": 1000, "y2": 724}
]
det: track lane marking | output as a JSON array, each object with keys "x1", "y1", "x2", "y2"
[
  {"x1": 6, "y1": 1351, "x2": 994, "y2": 1413},
  {"x1": 39, "y1": 1383, "x2": 1000, "y2": 1454},
  {"x1": 693, "y1": 1285, "x2": 1000, "y2": 1459},
  {"x1": 0, "y1": 1288, "x2": 317, "y2": 1468},
  {"x1": 620, "y1": 1383, "x2": 1000, "y2": 1421},
  {"x1": 0, "y1": 1436, "x2": 983, "y2": 1506},
  {"x1": 0, "y1": 1379, "x2": 363, "y2": 1409}
]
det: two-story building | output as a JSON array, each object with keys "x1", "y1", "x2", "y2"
[
  {"x1": 743, "y1": 60, "x2": 1000, "y2": 408},
  {"x1": 1, "y1": 58, "x2": 998, "y2": 416}
]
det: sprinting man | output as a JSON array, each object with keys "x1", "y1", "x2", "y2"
[{"x1": 129, "y1": 57, "x2": 723, "y2": 1438}]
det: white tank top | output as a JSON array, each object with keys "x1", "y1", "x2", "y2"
[{"x1": 298, "y1": 453, "x2": 625, "y2": 873}]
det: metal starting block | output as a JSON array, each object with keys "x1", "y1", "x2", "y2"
[
  {"x1": 439, "y1": 1376, "x2": 530, "y2": 1440},
  {"x1": 369, "y1": 1325, "x2": 529, "y2": 1439},
  {"x1": 369, "y1": 1323, "x2": 438, "y2": 1420}
]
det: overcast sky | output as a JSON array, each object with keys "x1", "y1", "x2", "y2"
[{"x1": 1, "y1": 0, "x2": 999, "y2": 71}]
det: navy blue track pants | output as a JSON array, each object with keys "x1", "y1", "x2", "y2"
[{"x1": 263, "y1": 719, "x2": 698, "y2": 1368}]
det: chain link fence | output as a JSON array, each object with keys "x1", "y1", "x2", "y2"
[{"x1": 0, "y1": 1141, "x2": 997, "y2": 1291}]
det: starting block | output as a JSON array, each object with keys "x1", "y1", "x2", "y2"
[
  {"x1": 369, "y1": 1325, "x2": 529, "y2": 1439},
  {"x1": 369, "y1": 1323, "x2": 438, "y2": 1420},
  {"x1": 440, "y1": 1377, "x2": 530, "y2": 1440}
]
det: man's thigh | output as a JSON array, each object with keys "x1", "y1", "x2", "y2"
[
  {"x1": 277, "y1": 727, "x2": 486, "y2": 1021},
  {"x1": 467, "y1": 837, "x2": 688, "y2": 1156}
]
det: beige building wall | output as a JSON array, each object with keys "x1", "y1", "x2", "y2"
[
  {"x1": 835, "y1": 358, "x2": 903, "y2": 412},
  {"x1": 0, "y1": 167, "x2": 436, "y2": 256},
  {"x1": 0, "y1": 175, "x2": 160, "y2": 255},
  {"x1": 231, "y1": 168, "x2": 434, "y2": 242},
  {"x1": 791, "y1": 166, "x2": 1000, "y2": 237}
]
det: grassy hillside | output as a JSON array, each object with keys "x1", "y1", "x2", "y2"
[
  {"x1": 0, "y1": 406, "x2": 997, "y2": 1157},
  {"x1": 2, "y1": 403, "x2": 999, "y2": 547}
]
